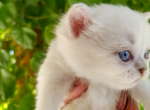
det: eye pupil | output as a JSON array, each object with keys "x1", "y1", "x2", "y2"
[
  {"x1": 124, "y1": 52, "x2": 127, "y2": 56},
  {"x1": 118, "y1": 50, "x2": 130, "y2": 62}
]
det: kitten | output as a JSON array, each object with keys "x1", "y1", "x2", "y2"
[{"x1": 35, "y1": 3, "x2": 150, "y2": 110}]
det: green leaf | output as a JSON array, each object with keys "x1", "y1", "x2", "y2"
[
  {"x1": 14, "y1": 67, "x2": 25, "y2": 79},
  {"x1": 139, "y1": 103, "x2": 144, "y2": 110},
  {"x1": 8, "y1": 102, "x2": 19, "y2": 110},
  {"x1": 26, "y1": 0, "x2": 39, "y2": 5},
  {"x1": 0, "y1": 49, "x2": 9, "y2": 68},
  {"x1": 0, "y1": 2, "x2": 6, "y2": 28},
  {"x1": 0, "y1": 40, "x2": 2, "y2": 48},
  {"x1": 5, "y1": 2, "x2": 17, "y2": 21},
  {"x1": 110, "y1": 0, "x2": 127, "y2": 4},
  {"x1": 25, "y1": 5, "x2": 40, "y2": 17},
  {"x1": 44, "y1": 24, "x2": 55, "y2": 44},
  {"x1": 45, "y1": 0, "x2": 56, "y2": 11},
  {"x1": 12, "y1": 27, "x2": 36, "y2": 49},
  {"x1": 67, "y1": 0, "x2": 103, "y2": 6},
  {"x1": 0, "y1": 68, "x2": 16, "y2": 100},
  {"x1": 30, "y1": 50, "x2": 46, "y2": 73},
  {"x1": 0, "y1": 0, "x2": 11, "y2": 4},
  {"x1": 0, "y1": 20, "x2": 6, "y2": 29},
  {"x1": 0, "y1": 2, "x2": 17, "y2": 28},
  {"x1": 18, "y1": 93, "x2": 35, "y2": 110},
  {"x1": 44, "y1": 0, "x2": 66, "y2": 11},
  {"x1": 0, "y1": 2, "x2": 3, "y2": 10}
]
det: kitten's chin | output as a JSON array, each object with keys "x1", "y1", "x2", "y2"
[{"x1": 107, "y1": 80, "x2": 139, "y2": 90}]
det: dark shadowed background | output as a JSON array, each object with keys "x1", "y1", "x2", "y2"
[{"x1": 0, "y1": 0, "x2": 149, "y2": 110}]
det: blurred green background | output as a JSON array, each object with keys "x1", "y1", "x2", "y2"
[{"x1": 0, "y1": 0, "x2": 149, "y2": 110}]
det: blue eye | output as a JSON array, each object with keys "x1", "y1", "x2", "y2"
[
  {"x1": 118, "y1": 50, "x2": 130, "y2": 62},
  {"x1": 144, "y1": 50, "x2": 149, "y2": 59}
]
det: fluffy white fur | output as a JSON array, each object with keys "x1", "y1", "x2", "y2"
[{"x1": 35, "y1": 3, "x2": 150, "y2": 110}]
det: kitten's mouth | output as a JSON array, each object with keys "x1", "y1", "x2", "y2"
[
  {"x1": 131, "y1": 77, "x2": 141, "y2": 85},
  {"x1": 119, "y1": 76, "x2": 141, "y2": 89},
  {"x1": 134, "y1": 78, "x2": 140, "y2": 83}
]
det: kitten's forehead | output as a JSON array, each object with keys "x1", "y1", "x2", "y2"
[{"x1": 90, "y1": 4, "x2": 150, "y2": 50}]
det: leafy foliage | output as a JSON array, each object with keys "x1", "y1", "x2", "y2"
[
  {"x1": 0, "y1": 0, "x2": 149, "y2": 110},
  {"x1": 0, "y1": 49, "x2": 9, "y2": 67},
  {"x1": 12, "y1": 27, "x2": 36, "y2": 49}
]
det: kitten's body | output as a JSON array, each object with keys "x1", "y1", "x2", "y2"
[{"x1": 35, "y1": 3, "x2": 150, "y2": 110}]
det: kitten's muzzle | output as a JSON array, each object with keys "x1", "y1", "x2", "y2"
[{"x1": 134, "y1": 58, "x2": 147, "y2": 75}]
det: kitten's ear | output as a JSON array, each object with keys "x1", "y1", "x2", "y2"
[
  {"x1": 142, "y1": 12, "x2": 150, "y2": 20},
  {"x1": 67, "y1": 3, "x2": 92, "y2": 38}
]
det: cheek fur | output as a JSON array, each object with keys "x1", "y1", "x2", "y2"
[{"x1": 120, "y1": 69, "x2": 141, "y2": 84}]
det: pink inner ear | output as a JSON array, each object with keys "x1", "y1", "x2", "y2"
[{"x1": 69, "y1": 9, "x2": 91, "y2": 38}]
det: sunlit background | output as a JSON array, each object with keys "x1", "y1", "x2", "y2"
[{"x1": 0, "y1": 0, "x2": 150, "y2": 110}]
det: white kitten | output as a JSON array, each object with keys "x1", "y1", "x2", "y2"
[{"x1": 35, "y1": 3, "x2": 150, "y2": 110}]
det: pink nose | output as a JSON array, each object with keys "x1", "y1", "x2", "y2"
[{"x1": 139, "y1": 68, "x2": 146, "y2": 75}]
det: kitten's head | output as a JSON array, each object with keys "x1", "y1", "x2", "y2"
[{"x1": 56, "y1": 3, "x2": 150, "y2": 90}]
